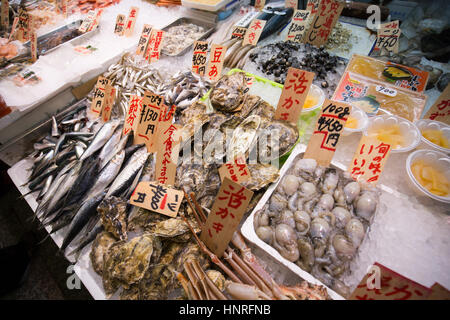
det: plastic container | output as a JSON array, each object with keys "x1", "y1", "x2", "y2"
[
  {"x1": 365, "y1": 114, "x2": 421, "y2": 153},
  {"x1": 343, "y1": 105, "x2": 369, "y2": 136},
  {"x1": 301, "y1": 84, "x2": 325, "y2": 113},
  {"x1": 414, "y1": 119, "x2": 450, "y2": 154},
  {"x1": 406, "y1": 149, "x2": 450, "y2": 204}
]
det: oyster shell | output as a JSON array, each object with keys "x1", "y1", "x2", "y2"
[
  {"x1": 90, "y1": 231, "x2": 117, "y2": 276},
  {"x1": 227, "y1": 114, "x2": 261, "y2": 160},
  {"x1": 249, "y1": 99, "x2": 276, "y2": 119},
  {"x1": 98, "y1": 196, "x2": 128, "y2": 241},
  {"x1": 149, "y1": 217, "x2": 200, "y2": 241},
  {"x1": 206, "y1": 270, "x2": 226, "y2": 291},
  {"x1": 178, "y1": 100, "x2": 207, "y2": 125},
  {"x1": 242, "y1": 163, "x2": 280, "y2": 191},
  {"x1": 210, "y1": 72, "x2": 247, "y2": 113},
  {"x1": 255, "y1": 119, "x2": 299, "y2": 161}
]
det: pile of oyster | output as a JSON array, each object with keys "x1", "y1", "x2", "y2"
[{"x1": 254, "y1": 155, "x2": 379, "y2": 297}]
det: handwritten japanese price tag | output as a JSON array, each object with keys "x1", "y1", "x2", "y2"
[
  {"x1": 123, "y1": 95, "x2": 143, "y2": 136},
  {"x1": 135, "y1": 91, "x2": 163, "y2": 151},
  {"x1": 306, "y1": 0, "x2": 320, "y2": 16},
  {"x1": 1, "y1": 0, "x2": 8, "y2": 29},
  {"x1": 90, "y1": 76, "x2": 110, "y2": 115},
  {"x1": 60, "y1": 0, "x2": 67, "y2": 18},
  {"x1": 124, "y1": 6, "x2": 139, "y2": 37},
  {"x1": 303, "y1": 99, "x2": 351, "y2": 166},
  {"x1": 375, "y1": 21, "x2": 401, "y2": 54},
  {"x1": 349, "y1": 136, "x2": 391, "y2": 185},
  {"x1": 242, "y1": 19, "x2": 266, "y2": 46},
  {"x1": 78, "y1": 10, "x2": 95, "y2": 33},
  {"x1": 218, "y1": 155, "x2": 251, "y2": 184},
  {"x1": 375, "y1": 85, "x2": 397, "y2": 97},
  {"x1": 426, "y1": 283, "x2": 450, "y2": 300},
  {"x1": 17, "y1": 9, "x2": 29, "y2": 42},
  {"x1": 230, "y1": 26, "x2": 247, "y2": 40},
  {"x1": 285, "y1": 0, "x2": 298, "y2": 9},
  {"x1": 100, "y1": 86, "x2": 115, "y2": 122},
  {"x1": 206, "y1": 44, "x2": 226, "y2": 82},
  {"x1": 30, "y1": 31, "x2": 37, "y2": 62},
  {"x1": 8, "y1": 16, "x2": 18, "y2": 42},
  {"x1": 349, "y1": 262, "x2": 432, "y2": 300},
  {"x1": 286, "y1": 10, "x2": 311, "y2": 43},
  {"x1": 423, "y1": 84, "x2": 450, "y2": 125},
  {"x1": 145, "y1": 29, "x2": 164, "y2": 63},
  {"x1": 254, "y1": 0, "x2": 265, "y2": 10},
  {"x1": 130, "y1": 182, "x2": 184, "y2": 218},
  {"x1": 87, "y1": 9, "x2": 103, "y2": 32},
  {"x1": 304, "y1": 0, "x2": 344, "y2": 47},
  {"x1": 136, "y1": 24, "x2": 152, "y2": 56},
  {"x1": 274, "y1": 67, "x2": 315, "y2": 123},
  {"x1": 114, "y1": 14, "x2": 126, "y2": 36},
  {"x1": 200, "y1": 178, "x2": 253, "y2": 257},
  {"x1": 192, "y1": 41, "x2": 208, "y2": 76}
]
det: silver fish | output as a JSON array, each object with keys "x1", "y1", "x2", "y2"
[
  {"x1": 99, "y1": 133, "x2": 128, "y2": 170},
  {"x1": 51, "y1": 116, "x2": 59, "y2": 137},
  {"x1": 90, "y1": 150, "x2": 125, "y2": 198},
  {"x1": 98, "y1": 127, "x2": 122, "y2": 167},
  {"x1": 79, "y1": 120, "x2": 120, "y2": 161}
]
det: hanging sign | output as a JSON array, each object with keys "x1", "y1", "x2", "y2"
[
  {"x1": 423, "y1": 84, "x2": 450, "y2": 125},
  {"x1": 123, "y1": 95, "x2": 143, "y2": 136},
  {"x1": 206, "y1": 44, "x2": 227, "y2": 82},
  {"x1": 242, "y1": 19, "x2": 266, "y2": 46},
  {"x1": 135, "y1": 91, "x2": 163, "y2": 151},
  {"x1": 90, "y1": 76, "x2": 110, "y2": 115},
  {"x1": 124, "y1": 6, "x2": 139, "y2": 37},
  {"x1": 114, "y1": 14, "x2": 126, "y2": 36},
  {"x1": 191, "y1": 40, "x2": 208, "y2": 76},
  {"x1": 286, "y1": 10, "x2": 311, "y2": 43},
  {"x1": 136, "y1": 24, "x2": 152, "y2": 56}
]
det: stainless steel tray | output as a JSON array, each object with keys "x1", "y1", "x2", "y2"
[{"x1": 161, "y1": 17, "x2": 216, "y2": 57}]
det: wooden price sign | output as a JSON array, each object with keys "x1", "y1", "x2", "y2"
[
  {"x1": 200, "y1": 177, "x2": 253, "y2": 257},
  {"x1": 306, "y1": 0, "x2": 320, "y2": 16},
  {"x1": 230, "y1": 26, "x2": 247, "y2": 40},
  {"x1": 61, "y1": 0, "x2": 67, "y2": 18},
  {"x1": 191, "y1": 40, "x2": 208, "y2": 76},
  {"x1": 349, "y1": 262, "x2": 432, "y2": 300},
  {"x1": 130, "y1": 182, "x2": 184, "y2": 218},
  {"x1": 427, "y1": 283, "x2": 450, "y2": 300},
  {"x1": 90, "y1": 76, "x2": 110, "y2": 115},
  {"x1": 285, "y1": 0, "x2": 298, "y2": 9},
  {"x1": 114, "y1": 14, "x2": 126, "y2": 36},
  {"x1": 30, "y1": 31, "x2": 37, "y2": 62},
  {"x1": 100, "y1": 86, "x2": 115, "y2": 122},
  {"x1": 124, "y1": 6, "x2": 139, "y2": 37},
  {"x1": 423, "y1": 84, "x2": 450, "y2": 125},
  {"x1": 349, "y1": 136, "x2": 391, "y2": 185},
  {"x1": 375, "y1": 20, "x2": 401, "y2": 54},
  {"x1": 218, "y1": 155, "x2": 251, "y2": 184},
  {"x1": 136, "y1": 24, "x2": 152, "y2": 56},
  {"x1": 145, "y1": 29, "x2": 164, "y2": 63},
  {"x1": 8, "y1": 16, "x2": 18, "y2": 42},
  {"x1": 286, "y1": 10, "x2": 311, "y2": 43},
  {"x1": 242, "y1": 19, "x2": 266, "y2": 46},
  {"x1": 206, "y1": 44, "x2": 226, "y2": 82},
  {"x1": 304, "y1": 0, "x2": 344, "y2": 47},
  {"x1": 254, "y1": 0, "x2": 265, "y2": 11},
  {"x1": 78, "y1": 10, "x2": 96, "y2": 33},
  {"x1": 1, "y1": 0, "x2": 8, "y2": 29},
  {"x1": 123, "y1": 95, "x2": 143, "y2": 136},
  {"x1": 303, "y1": 99, "x2": 351, "y2": 166},
  {"x1": 87, "y1": 9, "x2": 103, "y2": 32},
  {"x1": 135, "y1": 91, "x2": 163, "y2": 151},
  {"x1": 274, "y1": 67, "x2": 315, "y2": 123},
  {"x1": 17, "y1": 8, "x2": 29, "y2": 42}
]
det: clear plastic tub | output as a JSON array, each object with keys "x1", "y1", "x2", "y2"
[
  {"x1": 406, "y1": 149, "x2": 450, "y2": 204},
  {"x1": 343, "y1": 105, "x2": 369, "y2": 136},
  {"x1": 301, "y1": 84, "x2": 325, "y2": 113},
  {"x1": 414, "y1": 119, "x2": 450, "y2": 154}
]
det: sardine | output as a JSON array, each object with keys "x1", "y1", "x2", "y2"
[
  {"x1": 90, "y1": 150, "x2": 125, "y2": 197},
  {"x1": 67, "y1": 224, "x2": 104, "y2": 258},
  {"x1": 98, "y1": 126, "x2": 122, "y2": 168},
  {"x1": 37, "y1": 175, "x2": 53, "y2": 201},
  {"x1": 79, "y1": 120, "x2": 120, "y2": 161}
]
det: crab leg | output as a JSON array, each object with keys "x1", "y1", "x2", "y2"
[
  {"x1": 191, "y1": 260, "x2": 228, "y2": 300},
  {"x1": 183, "y1": 188, "x2": 203, "y2": 226},
  {"x1": 175, "y1": 270, "x2": 194, "y2": 300},
  {"x1": 225, "y1": 281, "x2": 272, "y2": 300},
  {"x1": 184, "y1": 261, "x2": 207, "y2": 300},
  {"x1": 190, "y1": 192, "x2": 207, "y2": 223},
  {"x1": 223, "y1": 250, "x2": 257, "y2": 286}
]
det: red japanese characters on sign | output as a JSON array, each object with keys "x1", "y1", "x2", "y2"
[
  {"x1": 349, "y1": 136, "x2": 391, "y2": 184},
  {"x1": 306, "y1": 0, "x2": 320, "y2": 15},
  {"x1": 192, "y1": 41, "x2": 208, "y2": 76},
  {"x1": 145, "y1": 29, "x2": 164, "y2": 63},
  {"x1": 286, "y1": 10, "x2": 311, "y2": 43},
  {"x1": 87, "y1": 9, "x2": 103, "y2": 32},
  {"x1": 114, "y1": 14, "x2": 126, "y2": 36},
  {"x1": 101, "y1": 86, "x2": 115, "y2": 122},
  {"x1": 78, "y1": 10, "x2": 96, "y2": 33},
  {"x1": 303, "y1": 99, "x2": 351, "y2": 166},
  {"x1": 17, "y1": 8, "x2": 30, "y2": 42},
  {"x1": 375, "y1": 20, "x2": 401, "y2": 54},
  {"x1": 1, "y1": 0, "x2": 9, "y2": 29},
  {"x1": 274, "y1": 67, "x2": 315, "y2": 123},
  {"x1": 155, "y1": 116, "x2": 180, "y2": 186},
  {"x1": 135, "y1": 91, "x2": 163, "y2": 151},
  {"x1": 200, "y1": 178, "x2": 253, "y2": 257},
  {"x1": 206, "y1": 44, "x2": 227, "y2": 82},
  {"x1": 136, "y1": 24, "x2": 152, "y2": 56},
  {"x1": 124, "y1": 6, "x2": 139, "y2": 37},
  {"x1": 30, "y1": 31, "x2": 37, "y2": 62},
  {"x1": 90, "y1": 76, "x2": 110, "y2": 115},
  {"x1": 123, "y1": 95, "x2": 143, "y2": 136},
  {"x1": 242, "y1": 19, "x2": 266, "y2": 46},
  {"x1": 218, "y1": 155, "x2": 251, "y2": 184},
  {"x1": 304, "y1": 0, "x2": 344, "y2": 46},
  {"x1": 424, "y1": 84, "x2": 450, "y2": 125}
]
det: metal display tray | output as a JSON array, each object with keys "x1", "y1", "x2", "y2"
[{"x1": 161, "y1": 17, "x2": 216, "y2": 57}]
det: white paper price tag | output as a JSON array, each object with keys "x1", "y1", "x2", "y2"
[{"x1": 376, "y1": 85, "x2": 397, "y2": 97}]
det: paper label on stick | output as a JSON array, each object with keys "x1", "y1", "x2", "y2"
[
  {"x1": 306, "y1": 0, "x2": 320, "y2": 16},
  {"x1": 286, "y1": 10, "x2": 311, "y2": 43},
  {"x1": 155, "y1": 112, "x2": 180, "y2": 186},
  {"x1": 78, "y1": 10, "x2": 96, "y2": 33},
  {"x1": 8, "y1": 16, "x2": 18, "y2": 42},
  {"x1": 101, "y1": 86, "x2": 115, "y2": 122},
  {"x1": 123, "y1": 95, "x2": 143, "y2": 136},
  {"x1": 136, "y1": 24, "x2": 152, "y2": 56},
  {"x1": 349, "y1": 262, "x2": 432, "y2": 300},
  {"x1": 375, "y1": 21, "x2": 401, "y2": 54},
  {"x1": 17, "y1": 9, "x2": 29, "y2": 42},
  {"x1": 61, "y1": 0, "x2": 67, "y2": 18},
  {"x1": 87, "y1": 9, "x2": 103, "y2": 32},
  {"x1": 285, "y1": 0, "x2": 298, "y2": 9},
  {"x1": 218, "y1": 155, "x2": 251, "y2": 184},
  {"x1": 274, "y1": 67, "x2": 315, "y2": 123},
  {"x1": 192, "y1": 41, "x2": 208, "y2": 76},
  {"x1": 206, "y1": 44, "x2": 226, "y2": 82},
  {"x1": 135, "y1": 91, "x2": 163, "y2": 151},
  {"x1": 304, "y1": 0, "x2": 343, "y2": 46},
  {"x1": 254, "y1": 0, "x2": 265, "y2": 11},
  {"x1": 303, "y1": 99, "x2": 351, "y2": 167},
  {"x1": 427, "y1": 283, "x2": 450, "y2": 300},
  {"x1": 114, "y1": 14, "x2": 126, "y2": 36},
  {"x1": 230, "y1": 26, "x2": 247, "y2": 40},
  {"x1": 242, "y1": 19, "x2": 266, "y2": 46},
  {"x1": 124, "y1": 6, "x2": 139, "y2": 37},
  {"x1": 1, "y1": 0, "x2": 8, "y2": 28},
  {"x1": 90, "y1": 76, "x2": 110, "y2": 115},
  {"x1": 423, "y1": 84, "x2": 450, "y2": 125},
  {"x1": 349, "y1": 136, "x2": 391, "y2": 185},
  {"x1": 130, "y1": 182, "x2": 183, "y2": 218},
  {"x1": 375, "y1": 85, "x2": 397, "y2": 97},
  {"x1": 200, "y1": 178, "x2": 253, "y2": 257},
  {"x1": 30, "y1": 31, "x2": 37, "y2": 62},
  {"x1": 145, "y1": 29, "x2": 164, "y2": 63}
]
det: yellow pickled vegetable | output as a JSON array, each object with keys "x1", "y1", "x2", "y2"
[
  {"x1": 369, "y1": 124, "x2": 405, "y2": 149},
  {"x1": 421, "y1": 129, "x2": 449, "y2": 148},
  {"x1": 345, "y1": 116, "x2": 358, "y2": 129},
  {"x1": 411, "y1": 160, "x2": 449, "y2": 196},
  {"x1": 303, "y1": 95, "x2": 319, "y2": 109}
]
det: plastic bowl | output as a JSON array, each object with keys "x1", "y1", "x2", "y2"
[
  {"x1": 406, "y1": 149, "x2": 450, "y2": 203},
  {"x1": 414, "y1": 119, "x2": 450, "y2": 154},
  {"x1": 364, "y1": 114, "x2": 421, "y2": 153},
  {"x1": 343, "y1": 105, "x2": 369, "y2": 136},
  {"x1": 301, "y1": 84, "x2": 325, "y2": 113}
]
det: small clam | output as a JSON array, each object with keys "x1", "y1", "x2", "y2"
[
  {"x1": 344, "y1": 181, "x2": 360, "y2": 203},
  {"x1": 294, "y1": 158, "x2": 317, "y2": 176},
  {"x1": 269, "y1": 192, "x2": 287, "y2": 212},
  {"x1": 355, "y1": 191, "x2": 377, "y2": 221},
  {"x1": 274, "y1": 224, "x2": 299, "y2": 262},
  {"x1": 294, "y1": 210, "x2": 310, "y2": 234},
  {"x1": 297, "y1": 236, "x2": 315, "y2": 272},
  {"x1": 281, "y1": 174, "x2": 300, "y2": 196},
  {"x1": 300, "y1": 182, "x2": 316, "y2": 198},
  {"x1": 321, "y1": 169, "x2": 339, "y2": 194},
  {"x1": 256, "y1": 226, "x2": 274, "y2": 245},
  {"x1": 345, "y1": 218, "x2": 365, "y2": 247},
  {"x1": 279, "y1": 210, "x2": 296, "y2": 229},
  {"x1": 332, "y1": 207, "x2": 351, "y2": 229},
  {"x1": 310, "y1": 217, "x2": 331, "y2": 240},
  {"x1": 332, "y1": 234, "x2": 355, "y2": 260}
]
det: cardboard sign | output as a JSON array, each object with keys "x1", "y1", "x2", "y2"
[
  {"x1": 100, "y1": 86, "x2": 115, "y2": 122},
  {"x1": 206, "y1": 44, "x2": 226, "y2": 82},
  {"x1": 242, "y1": 19, "x2": 266, "y2": 46},
  {"x1": 130, "y1": 182, "x2": 183, "y2": 218},
  {"x1": 274, "y1": 67, "x2": 315, "y2": 123},
  {"x1": 136, "y1": 24, "x2": 152, "y2": 56},
  {"x1": 304, "y1": 0, "x2": 344, "y2": 47},
  {"x1": 200, "y1": 178, "x2": 253, "y2": 257},
  {"x1": 17, "y1": 9, "x2": 29, "y2": 42},
  {"x1": 87, "y1": 9, "x2": 103, "y2": 32},
  {"x1": 123, "y1": 95, "x2": 143, "y2": 136},
  {"x1": 145, "y1": 29, "x2": 164, "y2": 63},
  {"x1": 349, "y1": 262, "x2": 432, "y2": 300},
  {"x1": 90, "y1": 76, "x2": 109, "y2": 115},
  {"x1": 8, "y1": 16, "x2": 18, "y2": 42},
  {"x1": 306, "y1": 0, "x2": 320, "y2": 16},
  {"x1": 135, "y1": 91, "x2": 163, "y2": 151},
  {"x1": 218, "y1": 155, "x2": 251, "y2": 184},
  {"x1": 303, "y1": 99, "x2": 351, "y2": 166},
  {"x1": 423, "y1": 84, "x2": 450, "y2": 125},
  {"x1": 78, "y1": 10, "x2": 96, "y2": 33},
  {"x1": 191, "y1": 40, "x2": 208, "y2": 76},
  {"x1": 427, "y1": 283, "x2": 450, "y2": 300},
  {"x1": 1, "y1": 0, "x2": 8, "y2": 29},
  {"x1": 231, "y1": 26, "x2": 247, "y2": 40},
  {"x1": 286, "y1": 10, "x2": 311, "y2": 43},
  {"x1": 254, "y1": 0, "x2": 265, "y2": 11},
  {"x1": 375, "y1": 21, "x2": 401, "y2": 54},
  {"x1": 155, "y1": 113, "x2": 180, "y2": 186},
  {"x1": 124, "y1": 6, "x2": 139, "y2": 37},
  {"x1": 30, "y1": 31, "x2": 37, "y2": 62},
  {"x1": 285, "y1": 0, "x2": 298, "y2": 9},
  {"x1": 349, "y1": 135, "x2": 391, "y2": 184},
  {"x1": 114, "y1": 14, "x2": 126, "y2": 36}
]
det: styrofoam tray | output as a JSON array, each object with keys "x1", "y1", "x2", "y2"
[{"x1": 181, "y1": 0, "x2": 231, "y2": 12}]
